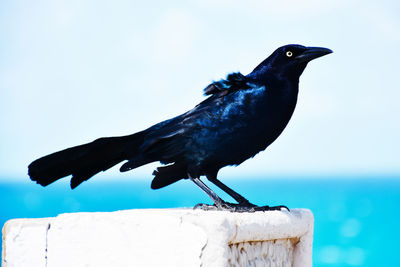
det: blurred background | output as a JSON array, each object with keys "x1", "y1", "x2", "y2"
[{"x1": 1, "y1": 0, "x2": 399, "y2": 266}]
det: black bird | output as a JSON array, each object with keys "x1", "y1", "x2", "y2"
[{"x1": 28, "y1": 44, "x2": 332, "y2": 212}]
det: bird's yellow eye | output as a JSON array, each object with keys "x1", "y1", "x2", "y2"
[{"x1": 286, "y1": 51, "x2": 293, "y2": 57}]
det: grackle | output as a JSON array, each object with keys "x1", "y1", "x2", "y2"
[{"x1": 28, "y1": 44, "x2": 332, "y2": 212}]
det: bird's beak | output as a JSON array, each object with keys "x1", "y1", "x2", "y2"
[{"x1": 296, "y1": 47, "x2": 333, "y2": 63}]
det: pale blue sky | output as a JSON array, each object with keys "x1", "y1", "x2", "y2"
[{"x1": 1, "y1": 0, "x2": 399, "y2": 180}]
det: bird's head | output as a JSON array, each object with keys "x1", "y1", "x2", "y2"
[{"x1": 250, "y1": 44, "x2": 332, "y2": 81}]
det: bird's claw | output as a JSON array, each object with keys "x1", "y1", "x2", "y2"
[
  {"x1": 253, "y1": 205, "x2": 290, "y2": 212},
  {"x1": 193, "y1": 203, "x2": 218, "y2": 211}
]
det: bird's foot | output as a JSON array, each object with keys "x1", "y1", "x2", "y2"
[
  {"x1": 194, "y1": 201, "x2": 247, "y2": 212},
  {"x1": 253, "y1": 205, "x2": 290, "y2": 212},
  {"x1": 193, "y1": 201, "x2": 289, "y2": 213},
  {"x1": 193, "y1": 203, "x2": 220, "y2": 211}
]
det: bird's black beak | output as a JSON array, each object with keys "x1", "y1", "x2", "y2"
[{"x1": 296, "y1": 47, "x2": 333, "y2": 63}]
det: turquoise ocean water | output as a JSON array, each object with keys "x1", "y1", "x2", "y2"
[{"x1": 1, "y1": 176, "x2": 399, "y2": 266}]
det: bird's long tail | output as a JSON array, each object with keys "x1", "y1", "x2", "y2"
[{"x1": 28, "y1": 131, "x2": 146, "y2": 189}]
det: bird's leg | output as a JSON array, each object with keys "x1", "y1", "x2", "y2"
[
  {"x1": 189, "y1": 169, "x2": 289, "y2": 212},
  {"x1": 189, "y1": 175, "x2": 227, "y2": 210},
  {"x1": 206, "y1": 174, "x2": 289, "y2": 212},
  {"x1": 206, "y1": 177, "x2": 252, "y2": 205}
]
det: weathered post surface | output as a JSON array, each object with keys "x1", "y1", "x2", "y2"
[{"x1": 2, "y1": 208, "x2": 313, "y2": 267}]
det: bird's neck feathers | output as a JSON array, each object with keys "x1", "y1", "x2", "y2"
[{"x1": 247, "y1": 66, "x2": 301, "y2": 90}]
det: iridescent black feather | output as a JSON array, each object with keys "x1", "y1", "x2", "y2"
[{"x1": 203, "y1": 72, "x2": 251, "y2": 96}]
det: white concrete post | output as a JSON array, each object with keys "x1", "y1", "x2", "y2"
[{"x1": 2, "y1": 208, "x2": 313, "y2": 267}]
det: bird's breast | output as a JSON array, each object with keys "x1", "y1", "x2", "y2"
[{"x1": 254, "y1": 88, "x2": 298, "y2": 150}]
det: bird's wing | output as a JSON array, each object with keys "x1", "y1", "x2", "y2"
[{"x1": 127, "y1": 72, "x2": 263, "y2": 166}]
